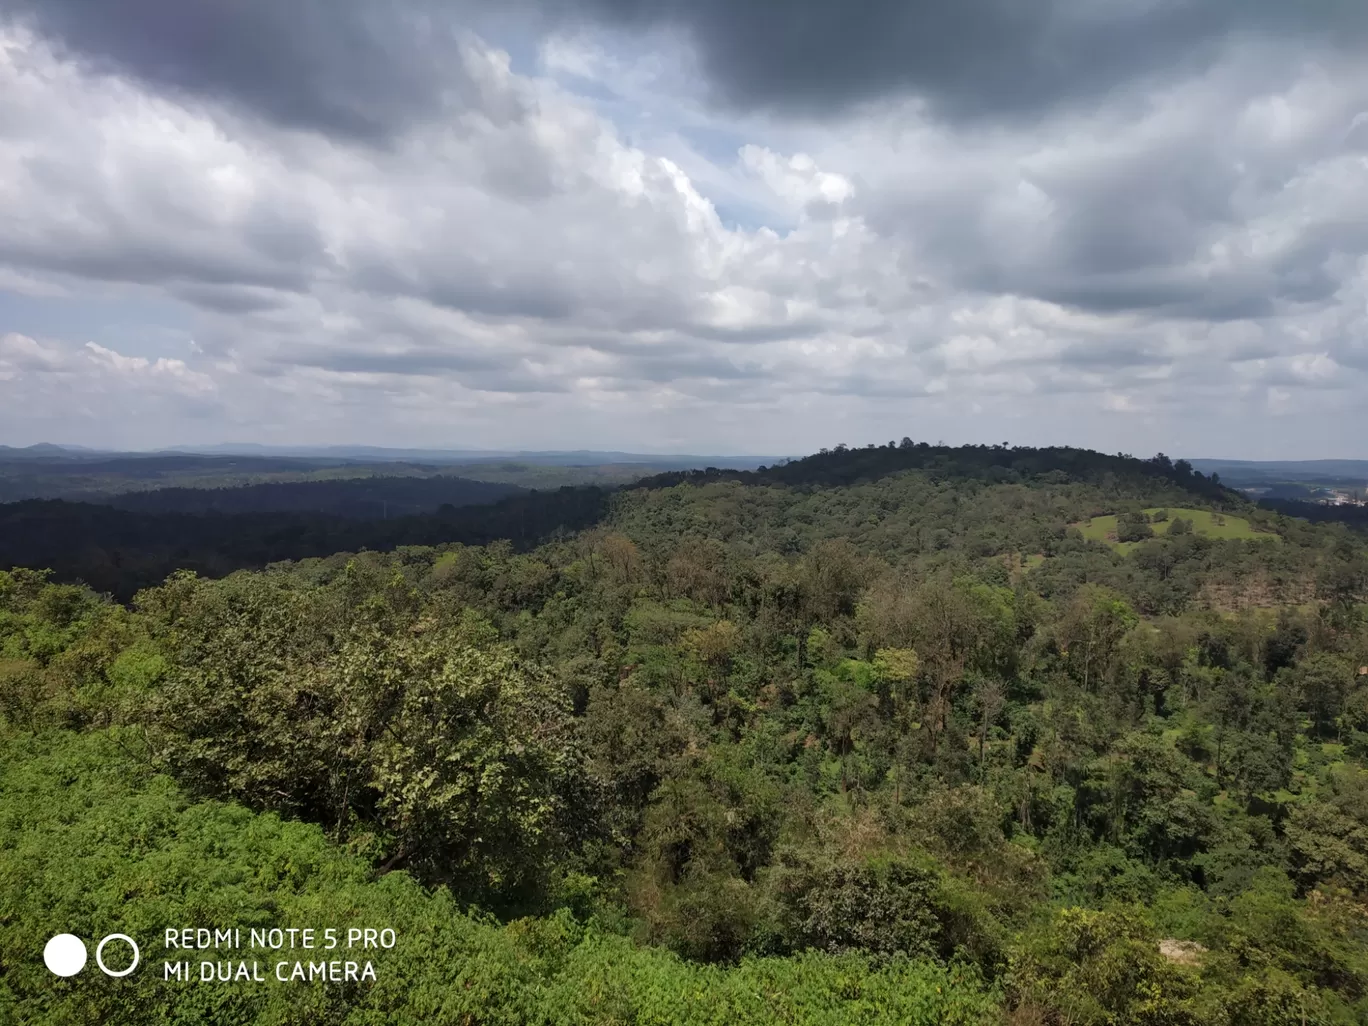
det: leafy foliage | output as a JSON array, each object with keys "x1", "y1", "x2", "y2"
[
  {"x1": 0, "y1": 730, "x2": 1000, "y2": 1025},
  {"x1": 5, "y1": 442, "x2": 1368, "y2": 1023}
]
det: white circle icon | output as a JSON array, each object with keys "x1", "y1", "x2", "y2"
[
  {"x1": 44, "y1": 934, "x2": 88, "y2": 977},
  {"x1": 96, "y1": 934, "x2": 140, "y2": 977}
]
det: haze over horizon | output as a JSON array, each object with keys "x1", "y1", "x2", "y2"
[
  {"x1": 13, "y1": 440, "x2": 1368, "y2": 473},
  {"x1": 1, "y1": 1, "x2": 1365, "y2": 459}
]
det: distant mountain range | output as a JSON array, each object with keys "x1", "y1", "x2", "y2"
[
  {"x1": 6, "y1": 445, "x2": 1367, "y2": 479},
  {"x1": 1188, "y1": 458, "x2": 1368, "y2": 482},
  {"x1": 166, "y1": 444, "x2": 776, "y2": 468},
  {"x1": 0, "y1": 443, "x2": 775, "y2": 468},
  {"x1": 0, "y1": 443, "x2": 102, "y2": 459}
]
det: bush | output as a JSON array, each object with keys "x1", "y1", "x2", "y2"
[
  {"x1": 1117, "y1": 512, "x2": 1156, "y2": 543},
  {"x1": 771, "y1": 851, "x2": 943, "y2": 959},
  {"x1": 1008, "y1": 906, "x2": 1200, "y2": 1024},
  {"x1": 140, "y1": 572, "x2": 588, "y2": 907},
  {"x1": 0, "y1": 729, "x2": 1003, "y2": 1026}
]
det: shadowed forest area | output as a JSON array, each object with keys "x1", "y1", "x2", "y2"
[{"x1": 4, "y1": 442, "x2": 1368, "y2": 1024}]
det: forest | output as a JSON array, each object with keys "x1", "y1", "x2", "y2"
[
  {"x1": 4, "y1": 441, "x2": 1368, "y2": 1025},
  {"x1": 0, "y1": 447, "x2": 745, "y2": 503},
  {"x1": 96, "y1": 474, "x2": 523, "y2": 519}
]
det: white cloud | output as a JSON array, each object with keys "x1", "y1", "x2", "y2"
[
  {"x1": 0, "y1": 331, "x2": 63, "y2": 378},
  {"x1": 83, "y1": 342, "x2": 216, "y2": 394},
  {"x1": 739, "y1": 145, "x2": 855, "y2": 211},
  {"x1": 0, "y1": 18, "x2": 1366, "y2": 456}
]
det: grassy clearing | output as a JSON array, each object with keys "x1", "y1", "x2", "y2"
[{"x1": 1074, "y1": 508, "x2": 1279, "y2": 553}]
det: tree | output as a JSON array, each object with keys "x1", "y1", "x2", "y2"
[
  {"x1": 801, "y1": 538, "x2": 866, "y2": 623},
  {"x1": 683, "y1": 619, "x2": 742, "y2": 669},
  {"x1": 665, "y1": 537, "x2": 730, "y2": 606},
  {"x1": 771, "y1": 851, "x2": 942, "y2": 958},
  {"x1": 1057, "y1": 586, "x2": 1139, "y2": 693},
  {"x1": 1116, "y1": 511, "x2": 1154, "y2": 543},
  {"x1": 143, "y1": 573, "x2": 585, "y2": 904},
  {"x1": 1287, "y1": 655, "x2": 1354, "y2": 739},
  {"x1": 595, "y1": 531, "x2": 643, "y2": 586},
  {"x1": 904, "y1": 583, "x2": 977, "y2": 750},
  {"x1": 974, "y1": 677, "x2": 1005, "y2": 776}
]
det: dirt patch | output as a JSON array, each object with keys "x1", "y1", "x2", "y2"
[{"x1": 1158, "y1": 939, "x2": 1207, "y2": 966}]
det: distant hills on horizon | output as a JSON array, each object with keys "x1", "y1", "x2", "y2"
[
  {"x1": 0, "y1": 442, "x2": 776, "y2": 468},
  {"x1": 1188, "y1": 458, "x2": 1368, "y2": 481},
  {"x1": 5, "y1": 443, "x2": 1368, "y2": 480},
  {"x1": 4, "y1": 438, "x2": 1367, "y2": 602}
]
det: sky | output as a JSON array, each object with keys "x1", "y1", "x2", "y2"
[{"x1": 0, "y1": 1, "x2": 1365, "y2": 458}]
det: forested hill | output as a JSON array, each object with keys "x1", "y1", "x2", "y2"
[
  {"x1": 637, "y1": 441, "x2": 1237, "y2": 502},
  {"x1": 0, "y1": 442, "x2": 1338, "y2": 603},
  {"x1": 4, "y1": 441, "x2": 1368, "y2": 1023}
]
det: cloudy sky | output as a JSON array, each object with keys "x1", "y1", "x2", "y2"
[{"x1": 0, "y1": 1, "x2": 1365, "y2": 458}]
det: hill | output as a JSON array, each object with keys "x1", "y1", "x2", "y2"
[
  {"x1": 1190, "y1": 458, "x2": 1368, "y2": 500},
  {"x1": 1190, "y1": 458, "x2": 1368, "y2": 482},
  {"x1": 647, "y1": 441, "x2": 1236, "y2": 500},
  {"x1": 4, "y1": 439, "x2": 1368, "y2": 1023},
  {"x1": 0, "y1": 451, "x2": 393, "y2": 502},
  {"x1": 163, "y1": 443, "x2": 775, "y2": 467},
  {"x1": 0, "y1": 449, "x2": 763, "y2": 502},
  {"x1": 0, "y1": 441, "x2": 1348, "y2": 610}
]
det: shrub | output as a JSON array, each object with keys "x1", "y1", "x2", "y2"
[
  {"x1": 1117, "y1": 512, "x2": 1156, "y2": 543},
  {"x1": 0, "y1": 729, "x2": 1003, "y2": 1026}
]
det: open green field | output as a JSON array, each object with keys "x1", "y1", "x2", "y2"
[{"x1": 1074, "y1": 507, "x2": 1279, "y2": 553}]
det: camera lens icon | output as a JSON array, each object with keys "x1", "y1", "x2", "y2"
[
  {"x1": 96, "y1": 934, "x2": 140, "y2": 977},
  {"x1": 44, "y1": 933, "x2": 140, "y2": 978},
  {"x1": 43, "y1": 934, "x2": 86, "y2": 977}
]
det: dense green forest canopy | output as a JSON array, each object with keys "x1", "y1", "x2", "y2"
[
  {"x1": 97, "y1": 474, "x2": 523, "y2": 518},
  {"x1": 642, "y1": 440, "x2": 1231, "y2": 498},
  {"x1": 0, "y1": 487, "x2": 613, "y2": 600},
  {"x1": 5, "y1": 441, "x2": 1368, "y2": 1024},
  {"x1": 0, "y1": 441, "x2": 1265, "y2": 602}
]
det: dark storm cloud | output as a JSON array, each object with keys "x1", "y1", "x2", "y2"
[
  {"x1": 859, "y1": 74, "x2": 1368, "y2": 322},
  {"x1": 546, "y1": 0, "x2": 1368, "y2": 120},
  {"x1": 1023, "y1": 210, "x2": 1368, "y2": 320},
  {"x1": 0, "y1": 0, "x2": 486, "y2": 140},
  {"x1": 8, "y1": 0, "x2": 1367, "y2": 137}
]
